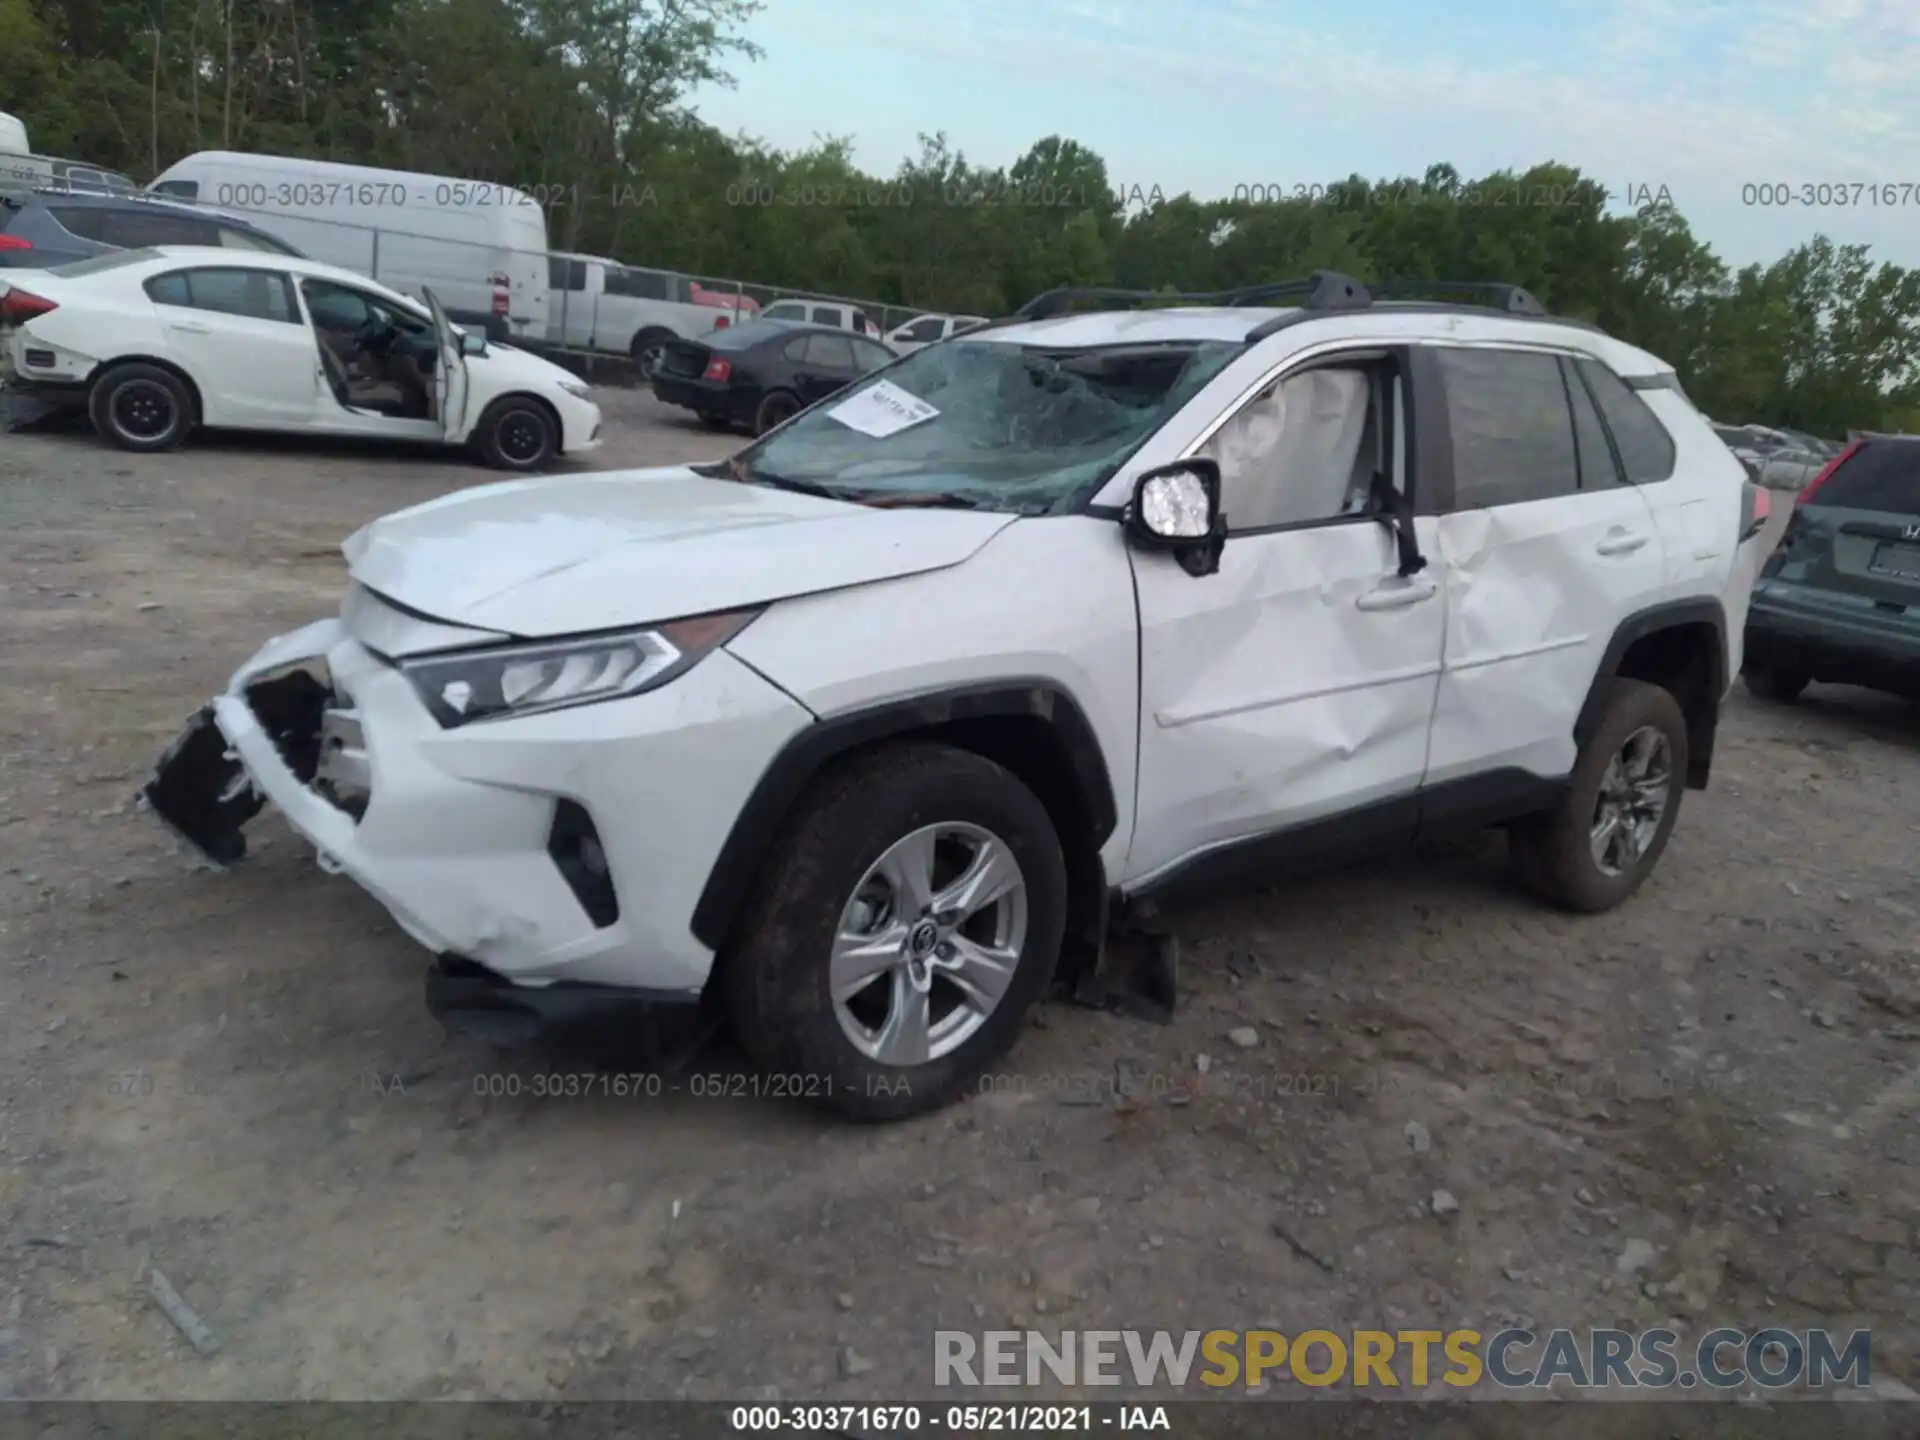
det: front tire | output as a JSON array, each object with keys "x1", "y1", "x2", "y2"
[
  {"x1": 473, "y1": 396, "x2": 557, "y2": 471},
  {"x1": 725, "y1": 743, "x2": 1067, "y2": 1122},
  {"x1": 1510, "y1": 678, "x2": 1688, "y2": 913},
  {"x1": 89, "y1": 363, "x2": 193, "y2": 453},
  {"x1": 1743, "y1": 660, "x2": 1808, "y2": 702}
]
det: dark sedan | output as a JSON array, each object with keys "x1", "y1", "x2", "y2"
[
  {"x1": 651, "y1": 318, "x2": 896, "y2": 434},
  {"x1": 1744, "y1": 432, "x2": 1920, "y2": 702}
]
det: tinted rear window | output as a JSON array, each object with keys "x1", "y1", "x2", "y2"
[
  {"x1": 1808, "y1": 441, "x2": 1920, "y2": 513},
  {"x1": 707, "y1": 318, "x2": 800, "y2": 351}
]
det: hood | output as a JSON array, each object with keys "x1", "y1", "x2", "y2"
[
  {"x1": 470, "y1": 343, "x2": 578, "y2": 389},
  {"x1": 341, "y1": 466, "x2": 1018, "y2": 636}
]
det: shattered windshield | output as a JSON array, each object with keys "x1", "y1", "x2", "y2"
[{"x1": 732, "y1": 337, "x2": 1240, "y2": 514}]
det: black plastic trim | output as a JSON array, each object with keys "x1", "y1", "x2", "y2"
[
  {"x1": 1404, "y1": 345, "x2": 1455, "y2": 515},
  {"x1": 1123, "y1": 767, "x2": 1565, "y2": 910},
  {"x1": 426, "y1": 955, "x2": 698, "y2": 1048},
  {"x1": 688, "y1": 681, "x2": 1120, "y2": 952},
  {"x1": 1574, "y1": 598, "x2": 1728, "y2": 787}
]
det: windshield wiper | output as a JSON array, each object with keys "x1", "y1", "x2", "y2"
[
  {"x1": 738, "y1": 466, "x2": 860, "y2": 503},
  {"x1": 861, "y1": 491, "x2": 995, "y2": 511}
]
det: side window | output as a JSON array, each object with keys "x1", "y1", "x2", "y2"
[
  {"x1": 302, "y1": 281, "x2": 373, "y2": 331},
  {"x1": 1561, "y1": 357, "x2": 1621, "y2": 487},
  {"x1": 811, "y1": 306, "x2": 844, "y2": 328},
  {"x1": 170, "y1": 267, "x2": 297, "y2": 323},
  {"x1": 803, "y1": 333, "x2": 856, "y2": 369},
  {"x1": 47, "y1": 206, "x2": 116, "y2": 243},
  {"x1": 606, "y1": 267, "x2": 668, "y2": 299},
  {"x1": 1200, "y1": 364, "x2": 1380, "y2": 532},
  {"x1": 151, "y1": 180, "x2": 200, "y2": 199},
  {"x1": 906, "y1": 318, "x2": 944, "y2": 341},
  {"x1": 105, "y1": 209, "x2": 222, "y2": 248},
  {"x1": 783, "y1": 336, "x2": 810, "y2": 362},
  {"x1": 143, "y1": 271, "x2": 192, "y2": 307},
  {"x1": 851, "y1": 338, "x2": 893, "y2": 371},
  {"x1": 765, "y1": 302, "x2": 805, "y2": 322},
  {"x1": 217, "y1": 225, "x2": 293, "y2": 255},
  {"x1": 1576, "y1": 358, "x2": 1677, "y2": 484},
  {"x1": 1435, "y1": 348, "x2": 1579, "y2": 508}
]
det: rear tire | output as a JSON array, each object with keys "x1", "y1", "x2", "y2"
[
  {"x1": 472, "y1": 396, "x2": 557, "y2": 471},
  {"x1": 630, "y1": 328, "x2": 674, "y2": 381},
  {"x1": 724, "y1": 743, "x2": 1067, "y2": 1122},
  {"x1": 89, "y1": 363, "x2": 193, "y2": 453},
  {"x1": 753, "y1": 389, "x2": 800, "y2": 436},
  {"x1": 1743, "y1": 661, "x2": 1808, "y2": 702},
  {"x1": 1510, "y1": 678, "x2": 1688, "y2": 913}
]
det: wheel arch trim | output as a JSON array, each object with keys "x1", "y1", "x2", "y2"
[
  {"x1": 688, "y1": 679, "x2": 1119, "y2": 952},
  {"x1": 1574, "y1": 597, "x2": 1728, "y2": 787}
]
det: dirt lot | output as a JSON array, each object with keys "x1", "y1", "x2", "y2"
[{"x1": 2, "y1": 390, "x2": 1917, "y2": 1414}]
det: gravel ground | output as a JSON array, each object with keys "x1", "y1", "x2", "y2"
[{"x1": 1, "y1": 390, "x2": 1917, "y2": 1414}]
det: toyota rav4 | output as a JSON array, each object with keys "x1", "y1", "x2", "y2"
[{"x1": 140, "y1": 273, "x2": 1773, "y2": 1121}]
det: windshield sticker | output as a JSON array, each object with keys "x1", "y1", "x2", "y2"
[{"x1": 826, "y1": 379, "x2": 939, "y2": 437}]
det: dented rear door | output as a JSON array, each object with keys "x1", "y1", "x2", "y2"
[{"x1": 1421, "y1": 345, "x2": 1667, "y2": 786}]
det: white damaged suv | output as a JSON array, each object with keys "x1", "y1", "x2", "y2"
[{"x1": 142, "y1": 273, "x2": 1772, "y2": 1120}]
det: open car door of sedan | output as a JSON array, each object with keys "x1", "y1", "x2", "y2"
[{"x1": 422, "y1": 286, "x2": 470, "y2": 440}]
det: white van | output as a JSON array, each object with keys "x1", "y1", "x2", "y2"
[
  {"x1": 0, "y1": 113, "x2": 29, "y2": 156},
  {"x1": 147, "y1": 151, "x2": 549, "y2": 344},
  {"x1": 547, "y1": 254, "x2": 747, "y2": 377}
]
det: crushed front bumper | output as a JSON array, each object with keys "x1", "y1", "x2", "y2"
[{"x1": 139, "y1": 616, "x2": 815, "y2": 1007}]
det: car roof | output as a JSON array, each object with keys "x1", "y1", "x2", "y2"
[
  {"x1": 24, "y1": 186, "x2": 259, "y2": 222},
  {"x1": 964, "y1": 304, "x2": 1671, "y2": 376},
  {"x1": 119, "y1": 246, "x2": 426, "y2": 308}
]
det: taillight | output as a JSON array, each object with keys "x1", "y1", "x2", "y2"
[
  {"x1": 702, "y1": 358, "x2": 731, "y2": 381},
  {"x1": 0, "y1": 288, "x2": 57, "y2": 323},
  {"x1": 1796, "y1": 440, "x2": 1860, "y2": 506},
  {"x1": 1740, "y1": 481, "x2": 1771, "y2": 541},
  {"x1": 489, "y1": 271, "x2": 510, "y2": 317},
  {"x1": 712, "y1": 314, "x2": 730, "y2": 329},
  {"x1": 0, "y1": 235, "x2": 32, "y2": 251}
]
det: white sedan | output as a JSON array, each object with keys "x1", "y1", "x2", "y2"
[{"x1": 0, "y1": 247, "x2": 601, "y2": 470}]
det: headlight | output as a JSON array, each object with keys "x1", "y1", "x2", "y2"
[
  {"x1": 557, "y1": 379, "x2": 593, "y2": 401},
  {"x1": 399, "y1": 609, "x2": 758, "y2": 728}
]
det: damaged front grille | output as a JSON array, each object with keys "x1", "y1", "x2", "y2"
[
  {"x1": 312, "y1": 674, "x2": 372, "y2": 820},
  {"x1": 245, "y1": 664, "x2": 370, "y2": 821}
]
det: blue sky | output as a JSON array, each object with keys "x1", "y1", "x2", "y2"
[{"x1": 693, "y1": 0, "x2": 1920, "y2": 271}]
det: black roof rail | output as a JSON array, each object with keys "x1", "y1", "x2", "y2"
[
  {"x1": 1013, "y1": 270, "x2": 1371, "y2": 321},
  {"x1": 1368, "y1": 279, "x2": 1548, "y2": 315}
]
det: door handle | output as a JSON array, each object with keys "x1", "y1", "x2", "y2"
[
  {"x1": 167, "y1": 321, "x2": 212, "y2": 334},
  {"x1": 1596, "y1": 530, "x2": 1650, "y2": 556},
  {"x1": 1355, "y1": 577, "x2": 1438, "y2": 611}
]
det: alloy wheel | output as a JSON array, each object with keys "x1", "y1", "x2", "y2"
[
  {"x1": 831, "y1": 822, "x2": 1028, "y2": 1065},
  {"x1": 113, "y1": 382, "x2": 176, "y2": 441},
  {"x1": 1588, "y1": 725, "x2": 1672, "y2": 877}
]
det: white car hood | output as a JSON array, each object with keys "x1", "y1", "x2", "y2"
[
  {"x1": 470, "y1": 342, "x2": 577, "y2": 390},
  {"x1": 342, "y1": 466, "x2": 1018, "y2": 636}
]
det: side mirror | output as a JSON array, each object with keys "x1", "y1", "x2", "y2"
[
  {"x1": 1125, "y1": 460, "x2": 1226, "y2": 576},
  {"x1": 460, "y1": 332, "x2": 487, "y2": 357}
]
